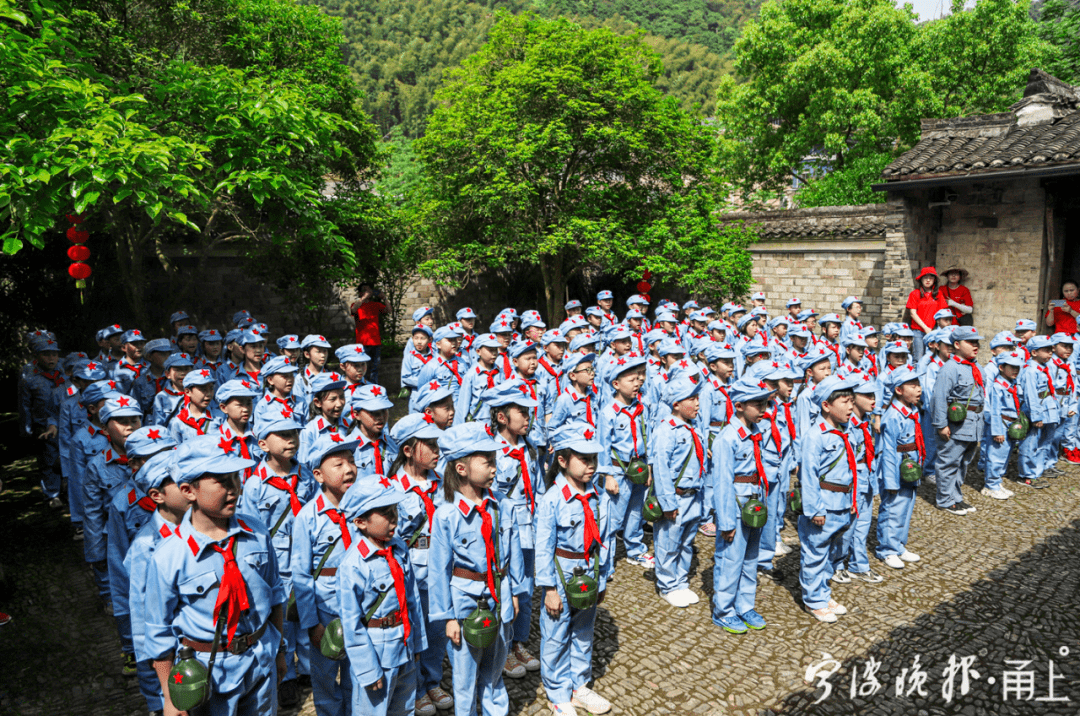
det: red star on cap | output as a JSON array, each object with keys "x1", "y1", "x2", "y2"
[
  {"x1": 132, "y1": 330, "x2": 141, "y2": 336},
  {"x1": 241, "y1": 380, "x2": 251, "y2": 388},
  {"x1": 108, "y1": 380, "x2": 117, "y2": 389},
  {"x1": 371, "y1": 386, "x2": 383, "y2": 396},
  {"x1": 617, "y1": 358, "x2": 627, "y2": 365},
  {"x1": 218, "y1": 437, "x2": 234, "y2": 453},
  {"x1": 330, "y1": 433, "x2": 344, "y2": 443},
  {"x1": 429, "y1": 381, "x2": 441, "y2": 390},
  {"x1": 758, "y1": 381, "x2": 767, "y2": 389},
  {"x1": 319, "y1": 335, "x2": 326, "y2": 342},
  {"x1": 678, "y1": 360, "x2": 688, "y2": 368},
  {"x1": 200, "y1": 370, "x2": 210, "y2": 377},
  {"x1": 583, "y1": 429, "x2": 595, "y2": 440},
  {"x1": 117, "y1": 397, "x2": 130, "y2": 407},
  {"x1": 87, "y1": 362, "x2": 98, "y2": 370},
  {"x1": 354, "y1": 346, "x2": 365, "y2": 353},
  {"x1": 147, "y1": 429, "x2": 160, "y2": 440}
]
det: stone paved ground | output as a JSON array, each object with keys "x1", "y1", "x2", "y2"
[{"x1": 1, "y1": 410, "x2": 1078, "y2": 716}]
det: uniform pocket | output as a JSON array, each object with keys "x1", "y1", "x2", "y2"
[{"x1": 178, "y1": 570, "x2": 219, "y2": 599}]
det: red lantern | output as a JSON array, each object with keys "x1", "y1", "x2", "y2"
[
  {"x1": 642, "y1": 269, "x2": 652, "y2": 281},
  {"x1": 67, "y1": 245, "x2": 91, "y2": 262},
  {"x1": 636, "y1": 281, "x2": 651, "y2": 294},
  {"x1": 66, "y1": 227, "x2": 89, "y2": 244},
  {"x1": 65, "y1": 214, "x2": 84, "y2": 225},
  {"x1": 68, "y1": 262, "x2": 92, "y2": 280}
]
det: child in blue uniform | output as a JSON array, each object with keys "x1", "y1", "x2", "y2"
[
  {"x1": 456, "y1": 333, "x2": 503, "y2": 425},
  {"x1": 597, "y1": 354, "x2": 653, "y2": 569},
  {"x1": 1050, "y1": 333, "x2": 1077, "y2": 468},
  {"x1": 535, "y1": 422, "x2": 614, "y2": 716},
  {"x1": 649, "y1": 374, "x2": 706, "y2": 608},
  {"x1": 552, "y1": 352, "x2": 597, "y2": 429},
  {"x1": 1019, "y1": 335, "x2": 1059, "y2": 488},
  {"x1": 488, "y1": 380, "x2": 543, "y2": 678},
  {"x1": 798, "y1": 376, "x2": 859, "y2": 624},
  {"x1": 111, "y1": 329, "x2": 148, "y2": 394},
  {"x1": 755, "y1": 361, "x2": 800, "y2": 574},
  {"x1": 414, "y1": 326, "x2": 465, "y2": 413},
  {"x1": 350, "y1": 384, "x2": 399, "y2": 480},
  {"x1": 19, "y1": 336, "x2": 64, "y2": 507},
  {"x1": 291, "y1": 432, "x2": 361, "y2": 716},
  {"x1": 876, "y1": 367, "x2": 925, "y2": 571},
  {"x1": 169, "y1": 369, "x2": 220, "y2": 443},
  {"x1": 61, "y1": 361, "x2": 108, "y2": 538},
  {"x1": 710, "y1": 378, "x2": 774, "y2": 634},
  {"x1": 429, "y1": 423, "x2": 526, "y2": 716},
  {"x1": 132, "y1": 339, "x2": 173, "y2": 415},
  {"x1": 150, "y1": 352, "x2": 194, "y2": 426},
  {"x1": 401, "y1": 326, "x2": 435, "y2": 398},
  {"x1": 931, "y1": 326, "x2": 986, "y2": 514},
  {"x1": 298, "y1": 372, "x2": 349, "y2": 480},
  {"x1": 145, "y1": 435, "x2": 286, "y2": 716},
  {"x1": 253, "y1": 355, "x2": 300, "y2": 435},
  {"x1": 386, "y1": 414, "x2": 451, "y2": 716},
  {"x1": 835, "y1": 378, "x2": 883, "y2": 585},
  {"x1": 983, "y1": 350, "x2": 1026, "y2": 499}
]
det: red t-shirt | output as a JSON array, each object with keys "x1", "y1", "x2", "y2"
[
  {"x1": 905, "y1": 289, "x2": 947, "y2": 333},
  {"x1": 940, "y1": 285, "x2": 973, "y2": 321},
  {"x1": 1046, "y1": 299, "x2": 1080, "y2": 335},
  {"x1": 353, "y1": 301, "x2": 387, "y2": 345}
]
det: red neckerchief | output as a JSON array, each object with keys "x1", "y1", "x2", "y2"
[
  {"x1": 572, "y1": 488, "x2": 601, "y2": 562},
  {"x1": 128, "y1": 489, "x2": 156, "y2": 512},
  {"x1": 852, "y1": 416, "x2": 874, "y2": 471},
  {"x1": 715, "y1": 382, "x2": 734, "y2": 423},
  {"x1": 749, "y1": 431, "x2": 770, "y2": 494},
  {"x1": 439, "y1": 357, "x2": 463, "y2": 385},
  {"x1": 398, "y1": 473, "x2": 438, "y2": 531},
  {"x1": 503, "y1": 444, "x2": 536, "y2": 514},
  {"x1": 35, "y1": 368, "x2": 65, "y2": 387},
  {"x1": 219, "y1": 425, "x2": 254, "y2": 478},
  {"x1": 472, "y1": 495, "x2": 500, "y2": 602},
  {"x1": 317, "y1": 495, "x2": 352, "y2": 550},
  {"x1": 264, "y1": 394, "x2": 294, "y2": 419},
  {"x1": 781, "y1": 400, "x2": 796, "y2": 442},
  {"x1": 479, "y1": 366, "x2": 499, "y2": 389},
  {"x1": 996, "y1": 378, "x2": 1022, "y2": 416},
  {"x1": 261, "y1": 467, "x2": 302, "y2": 516},
  {"x1": 567, "y1": 388, "x2": 594, "y2": 426},
  {"x1": 891, "y1": 403, "x2": 925, "y2": 463},
  {"x1": 763, "y1": 408, "x2": 782, "y2": 457},
  {"x1": 120, "y1": 360, "x2": 143, "y2": 379},
  {"x1": 176, "y1": 400, "x2": 210, "y2": 435},
  {"x1": 357, "y1": 430, "x2": 384, "y2": 475},
  {"x1": 616, "y1": 401, "x2": 645, "y2": 455},
  {"x1": 674, "y1": 419, "x2": 704, "y2": 476},
  {"x1": 952, "y1": 355, "x2": 984, "y2": 388},
  {"x1": 106, "y1": 448, "x2": 128, "y2": 465},
  {"x1": 211, "y1": 536, "x2": 251, "y2": 646},
  {"x1": 538, "y1": 357, "x2": 559, "y2": 379},
  {"x1": 374, "y1": 545, "x2": 411, "y2": 641},
  {"x1": 498, "y1": 353, "x2": 512, "y2": 379},
  {"x1": 1053, "y1": 357, "x2": 1075, "y2": 393},
  {"x1": 1037, "y1": 362, "x2": 1055, "y2": 396},
  {"x1": 161, "y1": 383, "x2": 183, "y2": 397},
  {"x1": 867, "y1": 353, "x2": 878, "y2": 375},
  {"x1": 826, "y1": 428, "x2": 859, "y2": 516}
]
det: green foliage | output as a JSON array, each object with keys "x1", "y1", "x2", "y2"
[
  {"x1": 795, "y1": 152, "x2": 891, "y2": 207},
  {"x1": 717, "y1": 0, "x2": 1061, "y2": 199},
  {"x1": 311, "y1": 0, "x2": 736, "y2": 137},
  {"x1": 0, "y1": 0, "x2": 382, "y2": 323},
  {"x1": 1038, "y1": 0, "x2": 1080, "y2": 83},
  {"x1": 416, "y1": 12, "x2": 753, "y2": 317}
]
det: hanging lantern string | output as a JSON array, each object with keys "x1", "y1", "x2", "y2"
[{"x1": 65, "y1": 213, "x2": 89, "y2": 304}]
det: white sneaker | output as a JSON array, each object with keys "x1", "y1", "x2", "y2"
[
  {"x1": 1003, "y1": 487, "x2": 1015, "y2": 497},
  {"x1": 774, "y1": 541, "x2": 791, "y2": 556},
  {"x1": 827, "y1": 599, "x2": 847, "y2": 616},
  {"x1": 661, "y1": 590, "x2": 689, "y2": 608},
  {"x1": 415, "y1": 693, "x2": 436, "y2": 716},
  {"x1": 806, "y1": 605, "x2": 837, "y2": 623},
  {"x1": 572, "y1": 687, "x2": 612, "y2": 714},
  {"x1": 981, "y1": 487, "x2": 1011, "y2": 500},
  {"x1": 899, "y1": 550, "x2": 920, "y2": 563},
  {"x1": 883, "y1": 555, "x2": 905, "y2": 569},
  {"x1": 549, "y1": 703, "x2": 578, "y2": 716},
  {"x1": 681, "y1": 588, "x2": 700, "y2": 605}
]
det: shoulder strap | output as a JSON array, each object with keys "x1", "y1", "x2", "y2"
[
  {"x1": 310, "y1": 537, "x2": 339, "y2": 579},
  {"x1": 269, "y1": 505, "x2": 291, "y2": 537}
]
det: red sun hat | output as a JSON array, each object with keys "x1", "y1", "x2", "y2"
[{"x1": 915, "y1": 266, "x2": 938, "y2": 282}]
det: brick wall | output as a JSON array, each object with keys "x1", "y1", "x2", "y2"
[
  {"x1": 750, "y1": 247, "x2": 886, "y2": 326},
  {"x1": 882, "y1": 189, "x2": 939, "y2": 321},
  {"x1": 933, "y1": 178, "x2": 1046, "y2": 337}
]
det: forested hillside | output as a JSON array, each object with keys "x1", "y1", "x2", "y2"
[{"x1": 308, "y1": 0, "x2": 753, "y2": 136}]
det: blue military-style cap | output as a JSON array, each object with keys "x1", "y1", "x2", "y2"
[
  {"x1": 1027, "y1": 335, "x2": 1052, "y2": 351},
  {"x1": 238, "y1": 328, "x2": 267, "y2": 345},
  {"x1": 550, "y1": 421, "x2": 601, "y2": 454},
  {"x1": 216, "y1": 378, "x2": 261, "y2": 402},
  {"x1": 300, "y1": 334, "x2": 331, "y2": 349},
  {"x1": 736, "y1": 313, "x2": 756, "y2": 330},
  {"x1": 335, "y1": 344, "x2": 371, "y2": 364},
  {"x1": 1016, "y1": 318, "x2": 1037, "y2": 332},
  {"x1": 654, "y1": 310, "x2": 678, "y2": 323},
  {"x1": 184, "y1": 367, "x2": 217, "y2": 387},
  {"x1": 163, "y1": 352, "x2": 195, "y2": 370},
  {"x1": 438, "y1": 423, "x2": 501, "y2": 461},
  {"x1": 169, "y1": 311, "x2": 190, "y2": 324},
  {"x1": 811, "y1": 376, "x2": 858, "y2": 407},
  {"x1": 884, "y1": 366, "x2": 921, "y2": 390},
  {"x1": 568, "y1": 333, "x2": 600, "y2": 353},
  {"x1": 625, "y1": 308, "x2": 645, "y2": 320},
  {"x1": 520, "y1": 315, "x2": 546, "y2": 331},
  {"x1": 707, "y1": 319, "x2": 728, "y2": 333},
  {"x1": 995, "y1": 350, "x2": 1027, "y2": 368},
  {"x1": 645, "y1": 329, "x2": 668, "y2": 346},
  {"x1": 489, "y1": 317, "x2": 515, "y2": 333},
  {"x1": 883, "y1": 339, "x2": 911, "y2": 355},
  {"x1": 413, "y1": 380, "x2": 454, "y2": 410},
  {"x1": 840, "y1": 333, "x2": 868, "y2": 348},
  {"x1": 749, "y1": 307, "x2": 768, "y2": 318},
  {"x1": 261, "y1": 355, "x2": 298, "y2": 376},
  {"x1": 144, "y1": 338, "x2": 173, "y2": 355},
  {"x1": 852, "y1": 377, "x2": 877, "y2": 395},
  {"x1": 276, "y1": 334, "x2": 301, "y2": 350},
  {"x1": 990, "y1": 331, "x2": 1016, "y2": 349},
  {"x1": 730, "y1": 304, "x2": 748, "y2": 316},
  {"x1": 456, "y1": 307, "x2": 477, "y2": 320},
  {"x1": 509, "y1": 339, "x2": 539, "y2": 359},
  {"x1": 951, "y1": 326, "x2": 983, "y2": 343},
  {"x1": 308, "y1": 371, "x2": 346, "y2": 395},
  {"x1": 657, "y1": 338, "x2": 685, "y2": 357},
  {"x1": 199, "y1": 329, "x2": 223, "y2": 343},
  {"x1": 497, "y1": 308, "x2": 519, "y2": 320},
  {"x1": 562, "y1": 352, "x2": 596, "y2": 376},
  {"x1": 472, "y1": 333, "x2": 502, "y2": 350},
  {"x1": 819, "y1": 313, "x2": 843, "y2": 326},
  {"x1": 840, "y1": 296, "x2": 863, "y2": 309},
  {"x1": 541, "y1": 329, "x2": 567, "y2": 346},
  {"x1": 80, "y1": 380, "x2": 121, "y2": 406},
  {"x1": 237, "y1": 317, "x2": 257, "y2": 328},
  {"x1": 683, "y1": 300, "x2": 700, "y2": 311},
  {"x1": 100, "y1": 395, "x2": 143, "y2": 423},
  {"x1": 584, "y1": 306, "x2": 604, "y2": 318},
  {"x1": 412, "y1": 325, "x2": 434, "y2": 339},
  {"x1": 339, "y1": 474, "x2": 405, "y2": 521},
  {"x1": 739, "y1": 340, "x2": 771, "y2": 358},
  {"x1": 100, "y1": 324, "x2": 124, "y2": 339},
  {"x1": 597, "y1": 290, "x2": 613, "y2": 301},
  {"x1": 256, "y1": 415, "x2": 303, "y2": 441},
  {"x1": 799, "y1": 349, "x2": 833, "y2": 372},
  {"x1": 786, "y1": 297, "x2": 802, "y2": 308},
  {"x1": 351, "y1": 383, "x2": 394, "y2": 412},
  {"x1": 933, "y1": 308, "x2": 954, "y2": 321},
  {"x1": 627, "y1": 294, "x2": 649, "y2": 307},
  {"x1": 1051, "y1": 332, "x2": 1076, "y2": 345},
  {"x1": 796, "y1": 309, "x2": 818, "y2": 321},
  {"x1": 175, "y1": 324, "x2": 198, "y2": 337},
  {"x1": 121, "y1": 329, "x2": 146, "y2": 344},
  {"x1": 663, "y1": 374, "x2": 702, "y2": 405},
  {"x1": 728, "y1": 377, "x2": 775, "y2": 404},
  {"x1": 564, "y1": 300, "x2": 583, "y2": 311},
  {"x1": 606, "y1": 324, "x2": 633, "y2": 342},
  {"x1": 704, "y1": 342, "x2": 737, "y2": 362},
  {"x1": 412, "y1": 307, "x2": 434, "y2": 322},
  {"x1": 862, "y1": 325, "x2": 878, "y2": 337},
  {"x1": 73, "y1": 361, "x2": 108, "y2": 381},
  {"x1": 133, "y1": 450, "x2": 177, "y2": 495},
  {"x1": 609, "y1": 354, "x2": 649, "y2": 380},
  {"x1": 127, "y1": 425, "x2": 179, "y2": 458},
  {"x1": 224, "y1": 329, "x2": 242, "y2": 345},
  {"x1": 484, "y1": 379, "x2": 539, "y2": 408},
  {"x1": 688, "y1": 310, "x2": 708, "y2": 322},
  {"x1": 432, "y1": 326, "x2": 458, "y2": 344},
  {"x1": 170, "y1": 435, "x2": 256, "y2": 484},
  {"x1": 390, "y1": 413, "x2": 444, "y2": 445},
  {"x1": 894, "y1": 324, "x2": 915, "y2": 338},
  {"x1": 789, "y1": 325, "x2": 812, "y2": 339},
  {"x1": 231, "y1": 310, "x2": 252, "y2": 325}
]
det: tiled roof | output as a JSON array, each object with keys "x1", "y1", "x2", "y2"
[
  {"x1": 720, "y1": 204, "x2": 887, "y2": 241},
  {"x1": 882, "y1": 69, "x2": 1080, "y2": 182}
]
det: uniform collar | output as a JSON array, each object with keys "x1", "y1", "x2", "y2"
[
  {"x1": 353, "y1": 428, "x2": 384, "y2": 448},
  {"x1": 219, "y1": 423, "x2": 252, "y2": 441},
  {"x1": 395, "y1": 471, "x2": 436, "y2": 492},
  {"x1": 181, "y1": 511, "x2": 254, "y2": 557},
  {"x1": 355, "y1": 533, "x2": 404, "y2": 559},
  {"x1": 890, "y1": 401, "x2": 917, "y2": 419},
  {"x1": 453, "y1": 490, "x2": 495, "y2": 517},
  {"x1": 152, "y1": 509, "x2": 182, "y2": 539},
  {"x1": 256, "y1": 459, "x2": 299, "y2": 482}
]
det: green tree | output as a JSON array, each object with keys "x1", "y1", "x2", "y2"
[
  {"x1": 716, "y1": 0, "x2": 1060, "y2": 200},
  {"x1": 1038, "y1": 0, "x2": 1080, "y2": 83},
  {"x1": 0, "y1": 0, "x2": 381, "y2": 324},
  {"x1": 415, "y1": 12, "x2": 753, "y2": 318},
  {"x1": 795, "y1": 152, "x2": 891, "y2": 207}
]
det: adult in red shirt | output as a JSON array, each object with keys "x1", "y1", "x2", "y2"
[
  {"x1": 349, "y1": 283, "x2": 388, "y2": 383},
  {"x1": 904, "y1": 266, "x2": 947, "y2": 361},
  {"x1": 940, "y1": 267, "x2": 974, "y2": 325},
  {"x1": 1045, "y1": 280, "x2": 1080, "y2": 335}
]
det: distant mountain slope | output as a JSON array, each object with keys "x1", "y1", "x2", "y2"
[{"x1": 308, "y1": 0, "x2": 754, "y2": 136}]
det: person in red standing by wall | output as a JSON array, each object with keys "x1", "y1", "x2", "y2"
[
  {"x1": 941, "y1": 267, "x2": 974, "y2": 326},
  {"x1": 349, "y1": 282, "x2": 389, "y2": 384},
  {"x1": 1045, "y1": 280, "x2": 1080, "y2": 335},
  {"x1": 905, "y1": 266, "x2": 948, "y2": 361}
]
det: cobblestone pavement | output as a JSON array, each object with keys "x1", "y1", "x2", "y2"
[{"x1": 1, "y1": 420, "x2": 1078, "y2": 716}]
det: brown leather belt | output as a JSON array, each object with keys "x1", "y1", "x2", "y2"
[
  {"x1": 318, "y1": 568, "x2": 337, "y2": 577},
  {"x1": 452, "y1": 565, "x2": 508, "y2": 582},
  {"x1": 555, "y1": 548, "x2": 588, "y2": 559},
  {"x1": 897, "y1": 443, "x2": 917, "y2": 453},
  {"x1": 183, "y1": 623, "x2": 267, "y2": 655},
  {"x1": 367, "y1": 611, "x2": 402, "y2": 629},
  {"x1": 1056, "y1": 388, "x2": 1071, "y2": 395},
  {"x1": 709, "y1": 421, "x2": 727, "y2": 427},
  {"x1": 733, "y1": 474, "x2": 760, "y2": 484},
  {"x1": 675, "y1": 486, "x2": 698, "y2": 496},
  {"x1": 964, "y1": 405, "x2": 984, "y2": 413},
  {"x1": 819, "y1": 481, "x2": 852, "y2": 494}
]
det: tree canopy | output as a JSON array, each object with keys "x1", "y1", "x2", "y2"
[{"x1": 415, "y1": 12, "x2": 754, "y2": 318}]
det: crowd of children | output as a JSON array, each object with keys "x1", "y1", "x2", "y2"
[{"x1": 13, "y1": 276, "x2": 1080, "y2": 716}]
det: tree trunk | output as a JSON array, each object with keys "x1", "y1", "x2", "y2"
[{"x1": 538, "y1": 253, "x2": 566, "y2": 326}]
